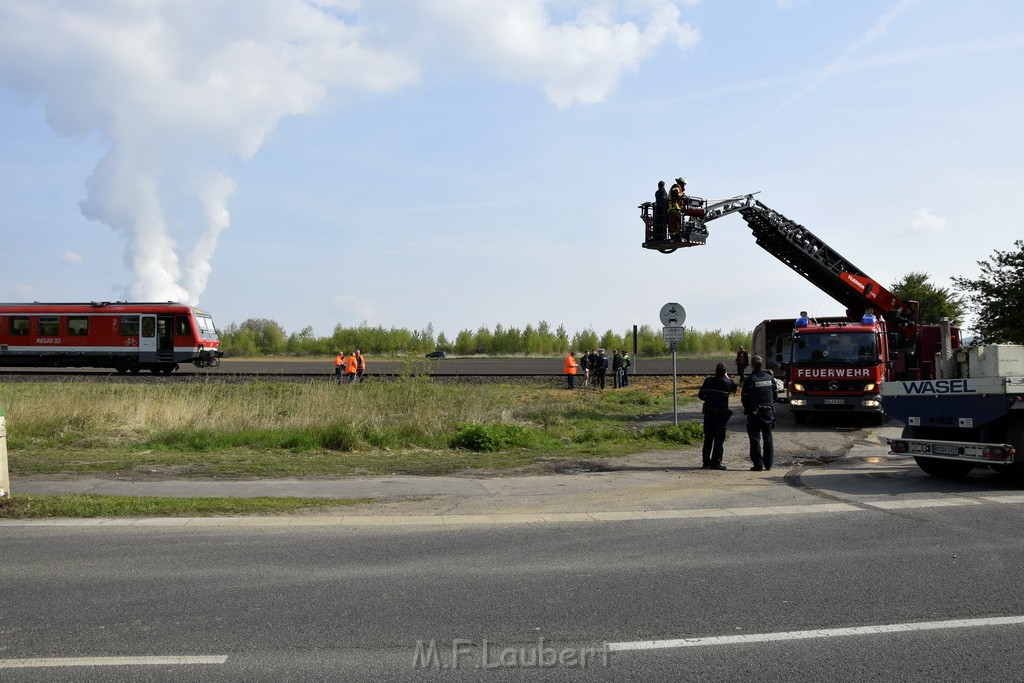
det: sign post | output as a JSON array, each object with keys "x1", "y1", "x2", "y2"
[
  {"x1": 660, "y1": 304, "x2": 686, "y2": 427},
  {"x1": 0, "y1": 408, "x2": 9, "y2": 499}
]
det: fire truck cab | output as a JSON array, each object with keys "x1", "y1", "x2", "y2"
[{"x1": 787, "y1": 317, "x2": 890, "y2": 424}]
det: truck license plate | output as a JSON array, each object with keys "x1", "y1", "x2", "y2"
[
  {"x1": 932, "y1": 444, "x2": 961, "y2": 456},
  {"x1": 823, "y1": 399, "x2": 845, "y2": 405}
]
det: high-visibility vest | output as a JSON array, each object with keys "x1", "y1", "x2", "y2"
[
  {"x1": 334, "y1": 354, "x2": 344, "y2": 367},
  {"x1": 345, "y1": 355, "x2": 358, "y2": 373},
  {"x1": 356, "y1": 353, "x2": 365, "y2": 371},
  {"x1": 564, "y1": 354, "x2": 578, "y2": 374}
]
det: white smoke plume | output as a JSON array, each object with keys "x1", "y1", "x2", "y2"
[
  {"x1": 0, "y1": 0, "x2": 417, "y2": 303},
  {"x1": 0, "y1": 1, "x2": 697, "y2": 303}
]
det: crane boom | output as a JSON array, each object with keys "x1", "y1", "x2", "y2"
[{"x1": 640, "y1": 191, "x2": 916, "y2": 327}]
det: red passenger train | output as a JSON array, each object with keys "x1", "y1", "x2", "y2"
[{"x1": 0, "y1": 302, "x2": 223, "y2": 374}]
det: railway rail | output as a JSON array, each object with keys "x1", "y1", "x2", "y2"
[{"x1": 0, "y1": 357, "x2": 721, "y2": 382}]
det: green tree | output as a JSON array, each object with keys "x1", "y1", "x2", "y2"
[
  {"x1": 454, "y1": 329, "x2": 474, "y2": 355},
  {"x1": 600, "y1": 329, "x2": 622, "y2": 352},
  {"x1": 889, "y1": 271, "x2": 964, "y2": 325},
  {"x1": 237, "y1": 318, "x2": 286, "y2": 355},
  {"x1": 952, "y1": 240, "x2": 1024, "y2": 342},
  {"x1": 572, "y1": 328, "x2": 599, "y2": 352},
  {"x1": 473, "y1": 326, "x2": 494, "y2": 354}
]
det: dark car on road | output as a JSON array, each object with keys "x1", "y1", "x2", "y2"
[{"x1": 425, "y1": 350, "x2": 446, "y2": 359}]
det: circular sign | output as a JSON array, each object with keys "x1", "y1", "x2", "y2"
[{"x1": 660, "y1": 302, "x2": 686, "y2": 327}]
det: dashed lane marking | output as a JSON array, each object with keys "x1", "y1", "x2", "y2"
[
  {"x1": 608, "y1": 615, "x2": 1024, "y2": 651},
  {"x1": 0, "y1": 655, "x2": 228, "y2": 669}
]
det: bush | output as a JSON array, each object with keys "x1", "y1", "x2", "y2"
[
  {"x1": 449, "y1": 423, "x2": 538, "y2": 452},
  {"x1": 641, "y1": 423, "x2": 704, "y2": 444}
]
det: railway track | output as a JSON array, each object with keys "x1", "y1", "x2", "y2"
[{"x1": 0, "y1": 357, "x2": 723, "y2": 382}]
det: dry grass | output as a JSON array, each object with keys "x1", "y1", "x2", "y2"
[{"x1": 0, "y1": 378, "x2": 703, "y2": 477}]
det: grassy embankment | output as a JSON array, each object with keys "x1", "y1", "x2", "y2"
[{"x1": 0, "y1": 377, "x2": 702, "y2": 517}]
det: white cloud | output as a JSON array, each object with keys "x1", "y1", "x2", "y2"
[
  {"x1": 910, "y1": 208, "x2": 947, "y2": 233},
  {"x1": 61, "y1": 251, "x2": 84, "y2": 264},
  {"x1": 13, "y1": 284, "x2": 33, "y2": 299},
  {"x1": 403, "y1": 1, "x2": 700, "y2": 108}
]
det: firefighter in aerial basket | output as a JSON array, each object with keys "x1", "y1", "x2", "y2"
[{"x1": 741, "y1": 355, "x2": 779, "y2": 471}]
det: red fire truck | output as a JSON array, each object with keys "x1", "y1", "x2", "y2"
[{"x1": 640, "y1": 187, "x2": 959, "y2": 423}]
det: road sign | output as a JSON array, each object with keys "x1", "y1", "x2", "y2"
[
  {"x1": 660, "y1": 302, "x2": 686, "y2": 327},
  {"x1": 663, "y1": 326, "x2": 685, "y2": 342}
]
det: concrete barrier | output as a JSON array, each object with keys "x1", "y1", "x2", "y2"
[{"x1": 0, "y1": 409, "x2": 8, "y2": 498}]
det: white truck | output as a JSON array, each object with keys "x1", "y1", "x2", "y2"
[{"x1": 882, "y1": 333, "x2": 1024, "y2": 477}]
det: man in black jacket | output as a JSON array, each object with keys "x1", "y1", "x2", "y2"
[
  {"x1": 741, "y1": 355, "x2": 779, "y2": 471},
  {"x1": 654, "y1": 180, "x2": 668, "y2": 239},
  {"x1": 698, "y1": 363, "x2": 737, "y2": 470},
  {"x1": 594, "y1": 349, "x2": 609, "y2": 390}
]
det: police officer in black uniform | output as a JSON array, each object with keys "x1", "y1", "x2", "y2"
[
  {"x1": 698, "y1": 362, "x2": 737, "y2": 470},
  {"x1": 741, "y1": 355, "x2": 779, "y2": 471}
]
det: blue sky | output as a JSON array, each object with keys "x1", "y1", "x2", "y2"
[{"x1": 1, "y1": 0, "x2": 1021, "y2": 340}]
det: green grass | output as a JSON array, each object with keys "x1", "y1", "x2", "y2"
[
  {"x1": 0, "y1": 378, "x2": 703, "y2": 477},
  {"x1": 0, "y1": 494, "x2": 370, "y2": 519}
]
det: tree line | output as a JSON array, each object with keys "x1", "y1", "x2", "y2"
[{"x1": 218, "y1": 320, "x2": 753, "y2": 358}]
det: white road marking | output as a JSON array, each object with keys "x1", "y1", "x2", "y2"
[
  {"x1": 3, "y1": 494, "x2": 1024, "y2": 528},
  {"x1": 608, "y1": 615, "x2": 1024, "y2": 652},
  {"x1": 0, "y1": 655, "x2": 228, "y2": 669}
]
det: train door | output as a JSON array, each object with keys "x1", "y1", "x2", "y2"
[
  {"x1": 140, "y1": 315, "x2": 157, "y2": 358},
  {"x1": 156, "y1": 315, "x2": 175, "y2": 361}
]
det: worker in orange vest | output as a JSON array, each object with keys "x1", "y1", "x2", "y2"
[
  {"x1": 333, "y1": 352, "x2": 344, "y2": 384},
  {"x1": 355, "y1": 349, "x2": 366, "y2": 382},
  {"x1": 344, "y1": 352, "x2": 359, "y2": 384},
  {"x1": 563, "y1": 350, "x2": 578, "y2": 390}
]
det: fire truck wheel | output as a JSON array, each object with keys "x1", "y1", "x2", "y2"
[{"x1": 913, "y1": 456, "x2": 973, "y2": 478}]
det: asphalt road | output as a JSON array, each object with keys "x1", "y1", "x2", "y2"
[{"x1": 6, "y1": 467, "x2": 1024, "y2": 681}]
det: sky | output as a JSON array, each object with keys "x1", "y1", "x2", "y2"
[{"x1": 1, "y1": 0, "x2": 1022, "y2": 340}]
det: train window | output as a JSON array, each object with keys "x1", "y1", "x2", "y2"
[
  {"x1": 38, "y1": 317, "x2": 59, "y2": 336},
  {"x1": 120, "y1": 317, "x2": 140, "y2": 336},
  {"x1": 8, "y1": 316, "x2": 30, "y2": 335},
  {"x1": 175, "y1": 316, "x2": 191, "y2": 336},
  {"x1": 68, "y1": 317, "x2": 89, "y2": 336},
  {"x1": 141, "y1": 317, "x2": 156, "y2": 338},
  {"x1": 195, "y1": 315, "x2": 212, "y2": 332}
]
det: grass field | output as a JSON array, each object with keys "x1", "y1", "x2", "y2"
[{"x1": 0, "y1": 377, "x2": 704, "y2": 479}]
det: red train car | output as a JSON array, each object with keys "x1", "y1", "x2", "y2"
[{"x1": 0, "y1": 302, "x2": 223, "y2": 374}]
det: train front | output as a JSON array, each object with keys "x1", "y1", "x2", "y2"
[{"x1": 191, "y1": 308, "x2": 224, "y2": 367}]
